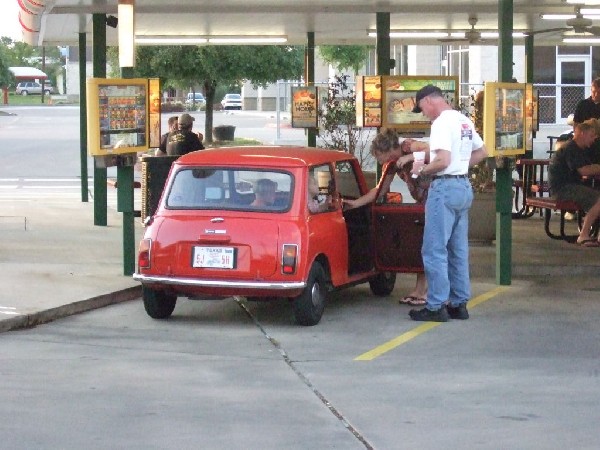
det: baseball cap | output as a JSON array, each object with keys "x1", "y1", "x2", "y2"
[
  {"x1": 179, "y1": 113, "x2": 195, "y2": 127},
  {"x1": 412, "y1": 85, "x2": 443, "y2": 113}
]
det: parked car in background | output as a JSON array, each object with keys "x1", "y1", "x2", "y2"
[
  {"x1": 15, "y1": 81, "x2": 55, "y2": 96},
  {"x1": 185, "y1": 92, "x2": 206, "y2": 109},
  {"x1": 221, "y1": 93, "x2": 242, "y2": 110},
  {"x1": 133, "y1": 146, "x2": 425, "y2": 326}
]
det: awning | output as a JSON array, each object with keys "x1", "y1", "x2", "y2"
[{"x1": 9, "y1": 66, "x2": 48, "y2": 79}]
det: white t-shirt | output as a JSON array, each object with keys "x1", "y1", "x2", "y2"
[{"x1": 429, "y1": 109, "x2": 484, "y2": 176}]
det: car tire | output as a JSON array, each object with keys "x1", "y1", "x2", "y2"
[
  {"x1": 369, "y1": 272, "x2": 396, "y2": 296},
  {"x1": 292, "y1": 262, "x2": 327, "y2": 326},
  {"x1": 21, "y1": 91, "x2": 28, "y2": 96},
  {"x1": 143, "y1": 286, "x2": 177, "y2": 319}
]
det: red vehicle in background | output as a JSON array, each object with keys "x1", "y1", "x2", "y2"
[{"x1": 133, "y1": 146, "x2": 424, "y2": 325}]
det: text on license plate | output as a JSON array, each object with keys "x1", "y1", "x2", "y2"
[{"x1": 192, "y1": 246, "x2": 235, "y2": 269}]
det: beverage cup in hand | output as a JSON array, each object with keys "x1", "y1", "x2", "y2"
[{"x1": 412, "y1": 151, "x2": 425, "y2": 178}]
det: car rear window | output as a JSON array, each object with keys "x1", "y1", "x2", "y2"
[{"x1": 165, "y1": 168, "x2": 293, "y2": 212}]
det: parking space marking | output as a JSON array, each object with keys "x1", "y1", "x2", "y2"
[{"x1": 354, "y1": 286, "x2": 509, "y2": 361}]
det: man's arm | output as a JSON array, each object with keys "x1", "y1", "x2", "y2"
[
  {"x1": 577, "y1": 163, "x2": 600, "y2": 176},
  {"x1": 469, "y1": 145, "x2": 488, "y2": 167}
]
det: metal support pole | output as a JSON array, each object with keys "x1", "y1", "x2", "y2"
[
  {"x1": 375, "y1": 12, "x2": 391, "y2": 180},
  {"x1": 79, "y1": 33, "x2": 89, "y2": 203},
  {"x1": 305, "y1": 32, "x2": 316, "y2": 147},
  {"x1": 119, "y1": 66, "x2": 136, "y2": 276},
  {"x1": 92, "y1": 14, "x2": 107, "y2": 226},
  {"x1": 496, "y1": 0, "x2": 514, "y2": 286}
]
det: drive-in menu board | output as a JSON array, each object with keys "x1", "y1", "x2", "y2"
[
  {"x1": 483, "y1": 82, "x2": 527, "y2": 156},
  {"x1": 87, "y1": 78, "x2": 152, "y2": 156},
  {"x1": 356, "y1": 76, "x2": 382, "y2": 127}
]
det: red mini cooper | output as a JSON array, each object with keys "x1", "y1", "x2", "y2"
[{"x1": 133, "y1": 146, "x2": 424, "y2": 325}]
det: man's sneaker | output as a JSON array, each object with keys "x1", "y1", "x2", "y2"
[
  {"x1": 447, "y1": 303, "x2": 469, "y2": 320},
  {"x1": 409, "y1": 306, "x2": 449, "y2": 322}
]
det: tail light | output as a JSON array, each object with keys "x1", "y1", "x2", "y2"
[
  {"x1": 281, "y1": 244, "x2": 298, "y2": 274},
  {"x1": 138, "y1": 239, "x2": 152, "y2": 269}
]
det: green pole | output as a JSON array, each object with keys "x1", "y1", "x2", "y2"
[
  {"x1": 306, "y1": 32, "x2": 316, "y2": 148},
  {"x1": 376, "y1": 12, "x2": 391, "y2": 180},
  {"x1": 119, "y1": 66, "x2": 136, "y2": 276},
  {"x1": 92, "y1": 14, "x2": 107, "y2": 226},
  {"x1": 79, "y1": 32, "x2": 89, "y2": 203},
  {"x1": 496, "y1": 0, "x2": 513, "y2": 286}
]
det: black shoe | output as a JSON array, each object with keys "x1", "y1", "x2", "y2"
[
  {"x1": 409, "y1": 306, "x2": 449, "y2": 322},
  {"x1": 447, "y1": 303, "x2": 469, "y2": 320}
]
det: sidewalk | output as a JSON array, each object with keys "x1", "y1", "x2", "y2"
[{"x1": 1, "y1": 188, "x2": 598, "y2": 334}]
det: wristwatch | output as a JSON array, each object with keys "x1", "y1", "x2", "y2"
[{"x1": 418, "y1": 166, "x2": 425, "y2": 175}]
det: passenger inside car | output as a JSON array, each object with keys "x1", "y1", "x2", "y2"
[{"x1": 250, "y1": 178, "x2": 277, "y2": 207}]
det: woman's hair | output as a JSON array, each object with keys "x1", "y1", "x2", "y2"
[{"x1": 370, "y1": 127, "x2": 400, "y2": 156}]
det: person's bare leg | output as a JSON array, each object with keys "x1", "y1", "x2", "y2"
[{"x1": 578, "y1": 199, "x2": 600, "y2": 242}]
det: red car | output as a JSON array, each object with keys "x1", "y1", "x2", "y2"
[{"x1": 133, "y1": 146, "x2": 424, "y2": 325}]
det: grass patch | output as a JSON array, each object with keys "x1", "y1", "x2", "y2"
[{"x1": 3, "y1": 93, "x2": 51, "y2": 106}]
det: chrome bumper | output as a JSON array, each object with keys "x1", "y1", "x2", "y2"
[{"x1": 133, "y1": 273, "x2": 306, "y2": 291}]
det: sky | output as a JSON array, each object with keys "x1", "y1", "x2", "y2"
[{"x1": 0, "y1": 0, "x2": 23, "y2": 41}]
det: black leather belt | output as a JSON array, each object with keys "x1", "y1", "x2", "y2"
[{"x1": 433, "y1": 174, "x2": 468, "y2": 180}]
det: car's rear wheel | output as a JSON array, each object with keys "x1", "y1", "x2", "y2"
[
  {"x1": 44, "y1": 90, "x2": 51, "y2": 95},
  {"x1": 293, "y1": 262, "x2": 327, "y2": 326},
  {"x1": 369, "y1": 272, "x2": 396, "y2": 296},
  {"x1": 20, "y1": 91, "x2": 28, "y2": 96},
  {"x1": 143, "y1": 287, "x2": 177, "y2": 319}
]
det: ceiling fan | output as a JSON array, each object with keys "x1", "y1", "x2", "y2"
[
  {"x1": 529, "y1": 7, "x2": 600, "y2": 36},
  {"x1": 439, "y1": 15, "x2": 490, "y2": 44}
]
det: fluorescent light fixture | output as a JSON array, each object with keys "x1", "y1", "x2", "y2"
[
  {"x1": 134, "y1": 35, "x2": 287, "y2": 45},
  {"x1": 118, "y1": 0, "x2": 135, "y2": 67},
  {"x1": 580, "y1": 8, "x2": 600, "y2": 14},
  {"x1": 136, "y1": 36, "x2": 208, "y2": 45},
  {"x1": 541, "y1": 13, "x2": 600, "y2": 19},
  {"x1": 566, "y1": 0, "x2": 600, "y2": 4},
  {"x1": 563, "y1": 37, "x2": 600, "y2": 43},
  {"x1": 367, "y1": 30, "x2": 449, "y2": 38},
  {"x1": 209, "y1": 36, "x2": 287, "y2": 44}
]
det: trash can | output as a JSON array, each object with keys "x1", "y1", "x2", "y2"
[
  {"x1": 213, "y1": 125, "x2": 236, "y2": 141},
  {"x1": 140, "y1": 154, "x2": 178, "y2": 222}
]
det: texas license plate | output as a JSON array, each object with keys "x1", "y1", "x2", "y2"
[{"x1": 192, "y1": 246, "x2": 235, "y2": 269}]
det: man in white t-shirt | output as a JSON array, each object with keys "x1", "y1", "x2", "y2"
[{"x1": 406, "y1": 85, "x2": 488, "y2": 322}]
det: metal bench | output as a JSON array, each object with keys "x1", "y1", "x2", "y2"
[{"x1": 524, "y1": 196, "x2": 581, "y2": 242}]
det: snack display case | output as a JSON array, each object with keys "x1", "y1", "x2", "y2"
[
  {"x1": 483, "y1": 82, "x2": 527, "y2": 156},
  {"x1": 87, "y1": 78, "x2": 160, "y2": 156}
]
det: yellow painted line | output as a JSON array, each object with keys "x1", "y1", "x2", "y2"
[{"x1": 354, "y1": 286, "x2": 510, "y2": 361}]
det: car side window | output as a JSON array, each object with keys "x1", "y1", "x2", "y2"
[
  {"x1": 308, "y1": 164, "x2": 336, "y2": 214},
  {"x1": 334, "y1": 161, "x2": 362, "y2": 199}
]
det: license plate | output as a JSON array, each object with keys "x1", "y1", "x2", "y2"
[{"x1": 192, "y1": 246, "x2": 235, "y2": 269}]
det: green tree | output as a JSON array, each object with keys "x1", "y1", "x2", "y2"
[
  {"x1": 117, "y1": 45, "x2": 303, "y2": 143},
  {"x1": 317, "y1": 45, "x2": 371, "y2": 75},
  {"x1": 0, "y1": 37, "x2": 63, "y2": 88}
]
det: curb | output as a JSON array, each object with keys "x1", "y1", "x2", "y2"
[{"x1": 0, "y1": 286, "x2": 141, "y2": 333}]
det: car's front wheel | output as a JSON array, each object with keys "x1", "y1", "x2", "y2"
[
  {"x1": 143, "y1": 287, "x2": 177, "y2": 319},
  {"x1": 292, "y1": 262, "x2": 327, "y2": 326},
  {"x1": 369, "y1": 272, "x2": 396, "y2": 296},
  {"x1": 20, "y1": 90, "x2": 28, "y2": 96}
]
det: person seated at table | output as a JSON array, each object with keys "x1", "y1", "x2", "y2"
[
  {"x1": 548, "y1": 119, "x2": 600, "y2": 247},
  {"x1": 250, "y1": 178, "x2": 277, "y2": 207}
]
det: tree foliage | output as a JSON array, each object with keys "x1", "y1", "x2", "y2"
[
  {"x1": 0, "y1": 37, "x2": 63, "y2": 88},
  {"x1": 317, "y1": 45, "x2": 371, "y2": 75},
  {"x1": 113, "y1": 45, "x2": 304, "y2": 142}
]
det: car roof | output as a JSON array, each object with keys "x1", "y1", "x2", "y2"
[{"x1": 175, "y1": 146, "x2": 355, "y2": 168}]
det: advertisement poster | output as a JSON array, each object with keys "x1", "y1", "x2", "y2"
[
  {"x1": 363, "y1": 76, "x2": 382, "y2": 127},
  {"x1": 87, "y1": 78, "x2": 151, "y2": 156},
  {"x1": 148, "y1": 78, "x2": 161, "y2": 149},
  {"x1": 483, "y1": 82, "x2": 526, "y2": 156},
  {"x1": 291, "y1": 86, "x2": 318, "y2": 128},
  {"x1": 382, "y1": 76, "x2": 458, "y2": 132}
]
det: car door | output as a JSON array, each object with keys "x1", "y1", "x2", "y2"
[{"x1": 371, "y1": 162, "x2": 425, "y2": 273}]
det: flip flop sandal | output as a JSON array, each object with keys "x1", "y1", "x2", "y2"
[
  {"x1": 407, "y1": 297, "x2": 427, "y2": 306},
  {"x1": 577, "y1": 239, "x2": 600, "y2": 247},
  {"x1": 399, "y1": 295, "x2": 420, "y2": 305}
]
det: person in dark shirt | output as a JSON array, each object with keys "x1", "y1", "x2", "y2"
[
  {"x1": 549, "y1": 119, "x2": 600, "y2": 246},
  {"x1": 165, "y1": 113, "x2": 204, "y2": 156},
  {"x1": 573, "y1": 78, "x2": 600, "y2": 163},
  {"x1": 156, "y1": 115, "x2": 178, "y2": 155}
]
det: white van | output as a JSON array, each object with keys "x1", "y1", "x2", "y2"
[{"x1": 185, "y1": 92, "x2": 206, "y2": 108}]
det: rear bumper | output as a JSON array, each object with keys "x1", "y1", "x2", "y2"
[{"x1": 133, "y1": 273, "x2": 306, "y2": 291}]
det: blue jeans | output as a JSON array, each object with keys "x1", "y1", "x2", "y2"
[{"x1": 422, "y1": 177, "x2": 473, "y2": 311}]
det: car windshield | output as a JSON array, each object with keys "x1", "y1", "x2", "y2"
[
  {"x1": 227, "y1": 94, "x2": 241, "y2": 99},
  {"x1": 165, "y1": 168, "x2": 293, "y2": 212}
]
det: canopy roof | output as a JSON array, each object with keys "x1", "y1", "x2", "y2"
[
  {"x1": 14, "y1": 0, "x2": 593, "y2": 48},
  {"x1": 8, "y1": 67, "x2": 48, "y2": 79}
]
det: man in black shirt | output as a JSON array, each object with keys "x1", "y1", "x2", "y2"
[
  {"x1": 166, "y1": 113, "x2": 204, "y2": 156},
  {"x1": 573, "y1": 78, "x2": 600, "y2": 163},
  {"x1": 156, "y1": 115, "x2": 178, "y2": 155},
  {"x1": 549, "y1": 119, "x2": 600, "y2": 246}
]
